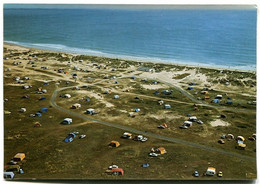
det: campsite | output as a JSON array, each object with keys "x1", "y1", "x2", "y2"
[{"x1": 3, "y1": 43, "x2": 256, "y2": 179}]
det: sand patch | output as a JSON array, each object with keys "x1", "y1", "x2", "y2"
[
  {"x1": 142, "y1": 84, "x2": 168, "y2": 90},
  {"x1": 119, "y1": 110, "x2": 128, "y2": 113},
  {"x1": 76, "y1": 90, "x2": 114, "y2": 108},
  {"x1": 210, "y1": 119, "x2": 230, "y2": 127},
  {"x1": 77, "y1": 90, "x2": 103, "y2": 99},
  {"x1": 147, "y1": 112, "x2": 182, "y2": 120}
]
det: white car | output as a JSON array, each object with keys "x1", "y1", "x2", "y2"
[
  {"x1": 79, "y1": 135, "x2": 86, "y2": 139},
  {"x1": 149, "y1": 153, "x2": 159, "y2": 157},
  {"x1": 197, "y1": 120, "x2": 204, "y2": 124},
  {"x1": 179, "y1": 125, "x2": 188, "y2": 129}
]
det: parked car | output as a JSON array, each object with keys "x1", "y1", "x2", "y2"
[
  {"x1": 217, "y1": 171, "x2": 223, "y2": 177},
  {"x1": 179, "y1": 125, "x2": 188, "y2": 129},
  {"x1": 149, "y1": 152, "x2": 159, "y2": 157},
  {"x1": 194, "y1": 171, "x2": 199, "y2": 177},
  {"x1": 197, "y1": 120, "x2": 204, "y2": 124},
  {"x1": 157, "y1": 125, "x2": 165, "y2": 129},
  {"x1": 79, "y1": 135, "x2": 86, "y2": 139},
  {"x1": 7, "y1": 160, "x2": 17, "y2": 165}
]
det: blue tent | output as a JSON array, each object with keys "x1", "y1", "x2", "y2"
[
  {"x1": 142, "y1": 163, "x2": 150, "y2": 168},
  {"x1": 68, "y1": 133, "x2": 76, "y2": 138},
  {"x1": 189, "y1": 82, "x2": 196, "y2": 86},
  {"x1": 227, "y1": 101, "x2": 233, "y2": 104},
  {"x1": 135, "y1": 108, "x2": 140, "y2": 112},
  {"x1": 39, "y1": 97, "x2": 46, "y2": 100},
  {"x1": 40, "y1": 108, "x2": 48, "y2": 113},
  {"x1": 35, "y1": 112, "x2": 42, "y2": 117},
  {"x1": 131, "y1": 76, "x2": 136, "y2": 79},
  {"x1": 162, "y1": 90, "x2": 172, "y2": 95},
  {"x1": 43, "y1": 82, "x2": 49, "y2": 85},
  {"x1": 227, "y1": 97, "x2": 232, "y2": 99},
  {"x1": 64, "y1": 137, "x2": 73, "y2": 143},
  {"x1": 115, "y1": 81, "x2": 119, "y2": 84},
  {"x1": 212, "y1": 99, "x2": 220, "y2": 103},
  {"x1": 86, "y1": 98, "x2": 90, "y2": 102},
  {"x1": 187, "y1": 87, "x2": 193, "y2": 90},
  {"x1": 154, "y1": 91, "x2": 160, "y2": 95}
]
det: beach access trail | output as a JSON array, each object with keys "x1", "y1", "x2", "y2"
[{"x1": 50, "y1": 78, "x2": 255, "y2": 162}]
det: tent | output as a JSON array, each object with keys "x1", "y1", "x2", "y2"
[
  {"x1": 237, "y1": 136, "x2": 245, "y2": 142},
  {"x1": 64, "y1": 94, "x2": 71, "y2": 98},
  {"x1": 109, "y1": 141, "x2": 120, "y2": 147},
  {"x1": 154, "y1": 91, "x2": 160, "y2": 95},
  {"x1": 162, "y1": 123, "x2": 168, "y2": 128},
  {"x1": 13, "y1": 153, "x2": 25, "y2": 161},
  {"x1": 184, "y1": 121, "x2": 193, "y2": 127},
  {"x1": 157, "y1": 147, "x2": 167, "y2": 154},
  {"x1": 40, "y1": 108, "x2": 48, "y2": 113},
  {"x1": 142, "y1": 163, "x2": 150, "y2": 168},
  {"x1": 34, "y1": 122, "x2": 42, "y2": 127},
  {"x1": 114, "y1": 95, "x2": 120, "y2": 99},
  {"x1": 135, "y1": 108, "x2": 140, "y2": 112},
  {"x1": 187, "y1": 87, "x2": 193, "y2": 90},
  {"x1": 188, "y1": 116, "x2": 197, "y2": 122},
  {"x1": 39, "y1": 97, "x2": 46, "y2": 100},
  {"x1": 201, "y1": 91, "x2": 209, "y2": 94},
  {"x1": 226, "y1": 101, "x2": 233, "y2": 104},
  {"x1": 212, "y1": 99, "x2": 220, "y2": 103},
  {"x1": 164, "y1": 104, "x2": 171, "y2": 109},
  {"x1": 158, "y1": 100, "x2": 164, "y2": 105},
  {"x1": 71, "y1": 103, "x2": 81, "y2": 109},
  {"x1": 35, "y1": 112, "x2": 42, "y2": 117},
  {"x1": 215, "y1": 95, "x2": 223, "y2": 99},
  {"x1": 62, "y1": 118, "x2": 72, "y2": 125},
  {"x1": 64, "y1": 136, "x2": 73, "y2": 143},
  {"x1": 20, "y1": 108, "x2": 26, "y2": 113},
  {"x1": 237, "y1": 143, "x2": 246, "y2": 150},
  {"x1": 86, "y1": 98, "x2": 90, "y2": 102}
]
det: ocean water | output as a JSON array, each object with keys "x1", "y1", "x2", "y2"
[{"x1": 4, "y1": 7, "x2": 256, "y2": 70}]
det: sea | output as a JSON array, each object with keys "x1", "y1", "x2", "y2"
[{"x1": 3, "y1": 6, "x2": 257, "y2": 70}]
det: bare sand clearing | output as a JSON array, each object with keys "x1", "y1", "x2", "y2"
[
  {"x1": 142, "y1": 84, "x2": 168, "y2": 90},
  {"x1": 76, "y1": 90, "x2": 114, "y2": 108},
  {"x1": 210, "y1": 119, "x2": 230, "y2": 127}
]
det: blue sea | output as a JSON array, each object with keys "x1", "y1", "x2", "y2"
[{"x1": 4, "y1": 6, "x2": 257, "y2": 70}]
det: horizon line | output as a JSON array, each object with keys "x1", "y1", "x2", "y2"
[{"x1": 3, "y1": 4, "x2": 257, "y2": 10}]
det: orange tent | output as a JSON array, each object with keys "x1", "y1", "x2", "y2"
[
  {"x1": 162, "y1": 123, "x2": 168, "y2": 128},
  {"x1": 157, "y1": 147, "x2": 167, "y2": 154},
  {"x1": 13, "y1": 153, "x2": 25, "y2": 161},
  {"x1": 109, "y1": 141, "x2": 120, "y2": 147}
]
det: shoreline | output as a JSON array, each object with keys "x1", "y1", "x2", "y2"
[{"x1": 4, "y1": 41, "x2": 255, "y2": 73}]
